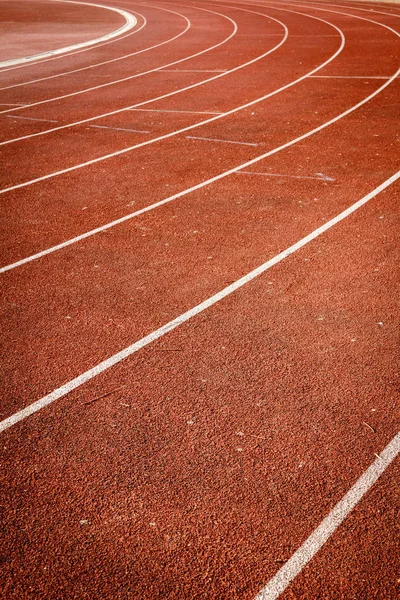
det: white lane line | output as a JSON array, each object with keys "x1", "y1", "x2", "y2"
[
  {"x1": 0, "y1": 10, "x2": 147, "y2": 90},
  {"x1": 235, "y1": 33, "x2": 287, "y2": 36},
  {"x1": 237, "y1": 171, "x2": 335, "y2": 181},
  {"x1": 254, "y1": 432, "x2": 400, "y2": 600},
  {"x1": 2, "y1": 7, "x2": 349, "y2": 173},
  {"x1": 89, "y1": 125, "x2": 150, "y2": 133},
  {"x1": 6, "y1": 115, "x2": 59, "y2": 123},
  {"x1": 309, "y1": 0, "x2": 400, "y2": 19},
  {"x1": 310, "y1": 75, "x2": 390, "y2": 79},
  {"x1": 160, "y1": 69, "x2": 228, "y2": 73},
  {"x1": 0, "y1": 3, "x2": 237, "y2": 118},
  {"x1": 0, "y1": 6, "x2": 289, "y2": 147},
  {"x1": 129, "y1": 108, "x2": 223, "y2": 115},
  {"x1": 187, "y1": 136, "x2": 258, "y2": 146},
  {"x1": 0, "y1": 6, "x2": 143, "y2": 75},
  {"x1": 8, "y1": 56, "x2": 400, "y2": 274},
  {"x1": 0, "y1": 171, "x2": 398, "y2": 433},
  {"x1": 0, "y1": 0, "x2": 137, "y2": 68},
  {"x1": 5, "y1": 58, "x2": 400, "y2": 275}
]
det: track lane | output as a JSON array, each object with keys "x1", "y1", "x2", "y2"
[
  {"x1": 0, "y1": 2, "x2": 286, "y2": 144},
  {"x1": 0, "y1": 7, "x2": 292, "y2": 174},
  {"x1": 0, "y1": 4, "x2": 237, "y2": 117},
  {"x1": 0, "y1": 0, "x2": 396, "y2": 260},
  {"x1": 274, "y1": 459, "x2": 400, "y2": 599},
  {"x1": 0, "y1": 168, "x2": 398, "y2": 598},
  {"x1": 0, "y1": 3, "x2": 142, "y2": 77},
  {"x1": 1, "y1": 11, "x2": 397, "y2": 271},
  {"x1": 0, "y1": 64, "x2": 398, "y2": 420},
  {"x1": 1, "y1": 2, "x2": 399, "y2": 598}
]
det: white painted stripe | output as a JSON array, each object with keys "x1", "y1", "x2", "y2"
[
  {"x1": 0, "y1": 171, "x2": 398, "y2": 433},
  {"x1": 254, "y1": 431, "x2": 400, "y2": 600},
  {"x1": 310, "y1": 75, "x2": 390, "y2": 79},
  {"x1": 129, "y1": 108, "x2": 223, "y2": 115},
  {"x1": 0, "y1": 5, "x2": 142, "y2": 75},
  {"x1": 0, "y1": 1, "x2": 293, "y2": 144},
  {"x1": 160, "y1": 69, "x2": 228, "y2": 73},
  {"x1": 0, "y1": 0, "x2": 137, "y2": 68},
  {"x1": 308, "y1": 0, "x2": 400, "y2": 19},
  {"x1": 4, "y1": 56, "x2": 400, "y2": 274},
  {"x1": 0, "y1": 4, "x2": 237, "y2": 119},
  {"x1": 187, "y1": 136, "x2": 258, "y2": 146},
  {"x1": 238, "y1": 171, "x2": 334, "y2": 181},
  {"x1": 89, "y1": 125, "x2": 150, "y2": 133},
  {"x1": 6, "y1": 115, "x2": 59, "y2": 123},
  {"x1": 0, "y1": 11, "x2": 147, "y2": 91},
  {"x1": 235, "y1": 33, "x2": 287, "y2": 36},
  {"x1": 4, "y1": 59, "x2": 400, "y2": 275}
]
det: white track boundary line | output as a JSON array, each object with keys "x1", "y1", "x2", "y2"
[
  {"x1": 6, "y1": 60, "x2": 400, "y2": 274},
  {"x1": 0, "y1": 10, "x2": 147, "y2": 91},
  {"x1": 310, "y1": 75, "x2": 390, "y2": 79},
  {"x1": 186, "y1": 135, "x2": 258, "y2": 146},
  {"x1": 0, "y1": 0, "x2": 297, "y2": 144},
  {"x1": 89, "y1": 124, "x2": 150, "y2": 133},
  {"x1": 130, "y1": 108, "x2": 223, "y2": 114},
  {"x1": 0, "y1": 6, "x2": 143, "y2": 75},
  {"x1": 0, "y1": 3, "x2": 237, "y2": 118},
  {"x1": 0, "y1": 6, "x2": 290, "y2": 146},
  {"x1": 160, "y1": 69, "x2": 227, "y2": 72},
  {"x1": 1, "y1": 6, "x2": 345, "y2": 169},
  {"x1": 6, "y1": 115, "x2": 58, "y2": 123},
  {"x1": 237, "y1": 170, "x2": 334, "y2": 181},
  {"x1": 0, "y1": 0, "x2": 137, "y2": 68},
  {"x1": 0, "y1": 2, "x2": 219, "y2": 92},
  {"x1": 0, "y1": 170, "x2": 398, "y2": 433},
  {"x1": 254, "y1": 431, "x2": 400, "y2": 599},
  {"x1": 307, "y1": 0, "x2": 400, "y2": 19}
]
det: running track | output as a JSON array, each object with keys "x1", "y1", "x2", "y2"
[{"x1": 0, "y1": 0, "x2": 399, "y2": 598}]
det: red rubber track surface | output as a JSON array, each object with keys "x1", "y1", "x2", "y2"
[
  {"x1": 0, "y1": 0, "x2": 126, "y2": 63},
  {"x1": 0, "y1": 1, "x2": 399, "y2": 599}
]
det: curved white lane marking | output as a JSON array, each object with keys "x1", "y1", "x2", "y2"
[
  {"x1": 309, "y1": 0, "x2": 400, "y2": 18},
  {"x1": 0, "y1": 8, "x2": 143, "y2": 75},
  {"x1": 1, "y1": 1, "x2": 397, "y2": 275},
  {"x1": 0, "y1": 2, "x2": 337, "y2": 150},
  {"x1": 0, "y1": 11, "x2": 147, "y2": 91},
  {"x1": 0, "y1": 3, "x2": 204, "y2": 92},
  {"x1": 0, "y1": 170, "x2": 398, "y2": 433},
  {"x1": 255, "y1": 431, "x2": 400, "y2": 599},
  {"x1": 0, "y1": 3, "x2": 260, "y2": 144},
  {"x1": 0, "y1": 3, "x2": 236, "y2": 117},
  {"x1": 0, "y1": 0, "x2": 137, "y2": 68}
]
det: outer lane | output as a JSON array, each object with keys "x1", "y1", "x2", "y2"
[
  {"x1": 1, "y1": 4, "x2": 397, "y2": 269},
  {"x1": 0, "y1": 160, "x2": 398, "y2": 599},
  {"x1": 0, "y1": 1, "x2": 399, "y2": 599},
  {"x1": 0, "y1": 0, "x2": 143, "y2": 76},
  {"x1": 0, "y1": 0, "x2": 398, "y2": 426}
]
